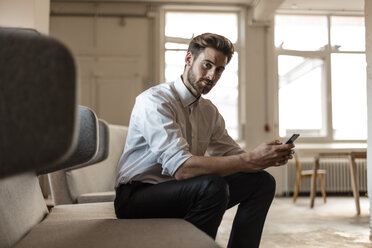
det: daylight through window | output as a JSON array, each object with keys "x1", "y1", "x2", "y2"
[{"x1": 275, "y1": 15, "x2": 366, "y2": 141}]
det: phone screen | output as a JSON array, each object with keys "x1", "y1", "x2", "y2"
[{"x1": 285, "y1": 134, "x2": 300, "y2": 144}]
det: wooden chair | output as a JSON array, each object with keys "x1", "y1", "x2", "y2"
[{"x1": 293, "y1": 154, "x2": 327, "y2": 203}]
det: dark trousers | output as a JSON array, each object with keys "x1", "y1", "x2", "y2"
[{"x1": 115, "y1": 171, "x2": 276, "y2": 248}]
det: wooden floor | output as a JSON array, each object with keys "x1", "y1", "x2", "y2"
[{"x1": 216, "y1": 196, "x2": 371, "y2": 248}]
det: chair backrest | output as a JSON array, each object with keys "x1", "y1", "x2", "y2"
[
  {"x1": 49, "y1": 124, "x2": 128, "y2": 205},
  {"x1": 65, "y1": 124, "x2": 128, "y2": 203},
  {"x1": 48, "y1": 119, "x2": 111, "y2": 205},
  {"x1": 0, "y1": 27, "x2": 77, "y2": 247},
  {"x1": 40, "y1": 105, "x2": 99, "y2": 175},
  {"x1": 68, "y1": 119, "x2": 110, "y2": 171},
  {"x1": 0, "y1": 27, "x2": 77, "y2": 178},
  {"x1": 294, "y1": 154, "x2": 302, "y2": 174}
]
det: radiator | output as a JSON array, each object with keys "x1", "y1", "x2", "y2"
[{"x1": 286, "y1": 157, "x2": 367, "y2": 194}]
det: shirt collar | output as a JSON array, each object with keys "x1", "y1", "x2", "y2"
[{"x1": 174, "y1": 76, "x2": 200, "y2": 108}]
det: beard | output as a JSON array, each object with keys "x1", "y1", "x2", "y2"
[{"x1": 187, "y1": 68, "x2": 214, "y2": 96}]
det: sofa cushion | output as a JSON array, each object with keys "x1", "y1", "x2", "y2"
[
  {"x1": 44, "y1": 202, "x2": 116, "y2": 223},
  {"x1": 14, "y1": 218, "x2": 219, "y2": 248},
  {"x1": 77, "y1": 191, "x2": 115, "y2": 204}
]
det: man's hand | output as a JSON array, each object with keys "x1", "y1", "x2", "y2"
[{"x1": 243, "y1": 140, "x2": 295, "y2": 171}]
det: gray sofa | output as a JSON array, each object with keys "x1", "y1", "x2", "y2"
[{"x1": 0, "y1": 27, "x2": 219, "y2": 248}]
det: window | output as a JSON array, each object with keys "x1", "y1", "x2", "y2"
[
  {"x1": 163, "y1": 9, "x2": 241, "y2": 140},
  {"x1": 275, "y1": 15, "x2": 366, "y2": 141},
  {"x1": 278, "y1": 55, "x2": 325, "y2": 137}
]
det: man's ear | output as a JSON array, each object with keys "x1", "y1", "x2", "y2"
[{"x1": 185, "y1": 51, "x2": 193, "y2": 66}]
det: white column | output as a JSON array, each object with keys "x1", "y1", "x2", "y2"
[{"x1": 364, "y1": 0, "x2": 372, "y2": 240}]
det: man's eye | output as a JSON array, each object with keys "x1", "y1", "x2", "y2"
[
  {"x1": 216, "y1": 68, "x2": 224, "y2": 74},
  {"x1": 203, "y1": 62, "x2": 212, "y2": 69}
]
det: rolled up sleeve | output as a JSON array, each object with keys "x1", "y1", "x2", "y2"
[{"x1": 135, "y1": 93, "x2": 192, "y2": 176}]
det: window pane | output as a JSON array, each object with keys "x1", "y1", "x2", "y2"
[
  {"x1": 275, "y1": 15, "x2": 328, "y2": 51},
  {"x1": 331, "y1": 16, "x2": 365, "y2": 51},
  {"x1": 165, "y1": 50, "x2": 186, "y2": 82},
  {"x1": 165, "y1": 12, "x2": 238, "y2": 43},
  {"x1": 331, "y1": 53, "x2": 367, "y2": 140},
  {"x1": 278, "y1": 55, "x2": 324, "y2": 137}
]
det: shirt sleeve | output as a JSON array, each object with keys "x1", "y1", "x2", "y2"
[
  {"x1": 207, "y1": 108, "x2": 245, "y2": 157},
  {"x1": 133, "y1": 91, "x2": 192, "y2": 176}
]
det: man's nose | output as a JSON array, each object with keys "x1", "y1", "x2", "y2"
[{"x1": 206, "y1": 70, "x2": 216, "y2": 80}]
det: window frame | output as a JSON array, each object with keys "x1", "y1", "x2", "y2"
[
  {"x1": 159, "y1": 5, "x2": 247, "y2": 141},
  {"x1": 274, "y1": 13, "x2": 366, "y2": 143}
]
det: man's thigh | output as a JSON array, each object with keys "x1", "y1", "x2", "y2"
[{"x1": 115, "y1": 174, "x2": 226, "y2": 219}]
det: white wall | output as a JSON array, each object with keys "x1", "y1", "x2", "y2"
[
  {"x1": 364, "y1": 0, "x2": 372, "y2": 239},
  {"x1": 0, "y1": 0, "x2": 50, "y2": 34},
  {"x1": 50, "y1": 3, "x2": 154, "y2": 126}
]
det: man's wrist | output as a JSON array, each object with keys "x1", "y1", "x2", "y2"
[
  {"x1": 238, "y1": 152, "x2": 263, "y2": 172},
  {"x1": 238, "y1": 152, "x2": 251, "y2": 164}
]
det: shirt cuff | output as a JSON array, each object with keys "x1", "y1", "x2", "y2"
[{"x1": 161, "y1": 149, "x2": 192, "y2": 177}]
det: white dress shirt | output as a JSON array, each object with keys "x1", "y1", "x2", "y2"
[{"x1": 115, "y1": 76, "x2": 244, "y2": 186}]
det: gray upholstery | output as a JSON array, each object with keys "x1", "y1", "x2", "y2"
[
  {"x1": 0, "y1": 27, "x2": 77, "y2": 178},
  {"x1": 72, "y1": 119, "x2": 109, "y2": 169},
  {"x1": 40, "y1": 106, "x2": 99, "y2": 175},
  {"x1": 54, "y1": 118, "x2": 108, "y2": 173}
]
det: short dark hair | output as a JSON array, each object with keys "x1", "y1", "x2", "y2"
[{"x1": 187, "y1": 33, "x2": 235, "y2": 64}]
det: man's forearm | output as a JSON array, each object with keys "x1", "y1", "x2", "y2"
[{"x1": 174, "y1": 153, "x2": 259, "y2": 180}]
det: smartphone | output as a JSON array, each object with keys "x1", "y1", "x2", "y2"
[{"x1": 285, "y1": 134, "x2": 300, "y2": 144}]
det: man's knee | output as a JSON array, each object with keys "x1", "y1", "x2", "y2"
[{"x1": 260, "y1": 171, "x2": 276, "y2": 196}]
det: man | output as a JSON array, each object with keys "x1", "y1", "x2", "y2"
[{"x1": 115, "y1": 33, "x2": 294, "y2": 248}]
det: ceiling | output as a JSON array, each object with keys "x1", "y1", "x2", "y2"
[
  {"x1": 51, "y1": 0, "x2": 365, "y2": 22},
  {"x1": 52, "y1": 0, "x2": 365, "y2": 10},
  {"x1": 278, "y1": 0, "x2": 364, "y2": 13}
]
